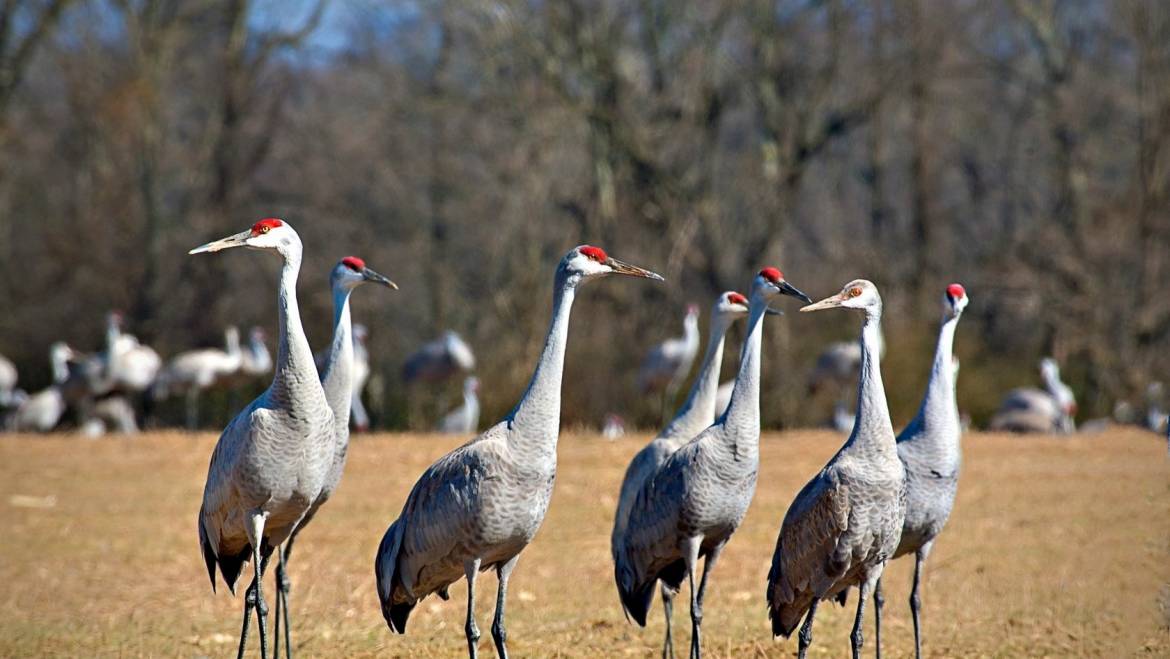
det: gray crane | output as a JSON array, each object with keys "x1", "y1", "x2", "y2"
[
  {"x1": 615, "y1": 270, "x2": 810, "y2": 659},
  {"x1": 610, "y1": 290, "x2": 753, "y2": 658},
  {"x1": 767, "y1": 279, "x2": 906, "y2": 659},
  {"x1": 191, "y1": 218, "x2": 336, "y2": 659},
  {"x1": 841, "y1": 283, "x2": 969, "y2": 659},
  {"x1": 375, "y1": 245, "x2": 662, "y2": 659},
  {"x1": 990, "y1": 358, "x2": 1075, "y2": 433},
  {"x1": 350, "y1": 324, "x2": 371, "y2": 431},
  {"x1": 273, "y1": 255, "x2": 396, "y2": 659},
  {"x1": 638, "y1": 304, "x2": 701, "y2": 396},
  {"x1": 438, "y1": 376, "x2": 480, "y2": 434},
  {"x1": 155, "y1": 326, "x2": 243, "y2": 429},
  {"x1": 402, "y1": 330, "x2": 476, "y2": 384},
  {"x1": 8, "y1": 343, "x2": 73, "y2": 432}
]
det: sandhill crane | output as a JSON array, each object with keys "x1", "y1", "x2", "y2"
[
  {"x1": 241, "y1": 327, "x2": 273, "y2": 378},
  {"x1": 807, "y1": 326, "x2": 886, "y2": 395},
  {"x1": 857, "y1": 283, "x2": 969, "y2": 659},
  {"x1": 272, "y1": 255, "x2": 395, "y2": 658},
  {"x1": 402, "y1": 330, "x2": 475, "y2": 384},
  {"x1": 156, "y1": 326, "x2": 243, "y2": 429},
  {"x1": 375, "y1": 245, "x2": 662, "y2": 659},
  {"x1": 602, "y1": 413, "x2": 627, "y2": 440},
  {"x1": 638, "y1": 305, "x2": 701, "y2": 418},
  {"x1": 438, "y1": 376, "x2": 480, "y2": 434},
  {"x1": 616, "y1": 272, "x2": 810, "y2": 659},
  {"x1": 767, "y1": 279, "x2": 906, "y2": 659},
  {"x1": 9, "y1": 343, "x2": 73, "y2": 432},
  {"x1": 191, "y1": 218, "x2": 336, "y2": 659},
  {"x1": 713, "y1": 380, "x2": 733, "y2": 419},
  {"x1": 0, "y1": 353, "x2": 17, "y2": 407},
  {"x1": 611, "y1": 290, "x2": 755, "y2": 658},
  {"x1": 990, "y1": 358, "x2": 1075, "y2": 433}
]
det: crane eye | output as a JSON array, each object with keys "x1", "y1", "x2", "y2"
[
  {"x1": 261, "y1": 226, "x2": 271, "y2": 234},
  {"x1": 849, "y1": 287, "x2": 862, "y2": 298}
]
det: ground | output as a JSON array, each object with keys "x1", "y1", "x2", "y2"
[{"x1": 0, "y1": 429, "x2": 1167, "y2": 658}]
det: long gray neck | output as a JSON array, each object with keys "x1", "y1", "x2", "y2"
[
  {"x1": 844, "y1": 309, "x2": 896, "y2": 453},
  {"x1": 719, "y1": 294, "x2": 767, "y2": 443},
  {"x1": 905, "y1": 313, "x2": 960, "y2": 440},
  {"x1": 660, "y1": 312, "x2": 732, "y2": 439},
  {"x1": 320, "y1": 284, "x2": 355, "y2": 431},
  {"x1": 270, "y1": 249, "x2": 320, "y2": 404},
  {"x1": 507, "y1": 269, "x2": 576, "y2": 448}
]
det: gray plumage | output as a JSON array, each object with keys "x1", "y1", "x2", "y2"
[
  {"x1": 402, "y1": 331, "x2": 475, "y2": 384},
  {"x1": 638, "y1": 305, "x2": 701, "y2": 395},
  {"x1": 275, "y1": 257, "x2": 395, "y2": 657},
  {"x1": 192, "y1": 219, "x2": 335, "y2": 659},
  {"x1": 856, "y1": 284, "x2": 968, "y2": 659},
  {"x1": 375, "y1": 245, "x2": 662, "y2": 659},
  {"x1": 615, "y1": 272, "x2": 809, "y2": 659},
  {"x1": 767, "y1": 279, "x2": 906, "y2": 659},
  {"x1": 610, "y1": 291, "x2": 749, "y2": 657}
]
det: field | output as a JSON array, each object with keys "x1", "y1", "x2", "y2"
[{"x1": 1, "y1": 429, "x2": 1168, "y2": 658}]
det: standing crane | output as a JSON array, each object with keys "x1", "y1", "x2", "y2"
[
  {"x1": 375, "y1": 245, "x2": 662, "y2": 659},
  {"x1": 841, "y1": 283, "x2": 969, "y2": 658},
  {"x1": 350, "y1": 324, "x2": 372, "y2": 431},
  {"x1": 191, "y1": 218, "x2": 335, "y2": 659},
  {"x1": 104, "y1": 311, "x2": 162, "y2": 394},
  {"x1": 402, "y1": 331, "x2": 476, "y2": 384},
  {"x1": 615, "y1": 272, "x2": 810, "y2": 659},
  {"x1": 155, "y1": 326, "x2": 243, "y2": 429},
  {"x1": 638, "y1": 304, "x2": 701, "y2": 417},
  {"x1": 990, "y1": 358, "x2": 1076, "y2": 433},
  {"x1": 611, "y1": 290, "x2": 753, "y2": 658},
  {"x1": 273, "y1": 255, "x2": 396, "y2": 659},
  {"x1": 767, "y1": 280, "x2": 906, "y2": 659},
  {"x1": 437, "y1": 376, "x2": 480, "y2": 434},
  {"x1": 8, "y1": 343, "x2": 73, "y2": 432},
  {"x1": 241, "y1": 326, "x2": 273, "y2": 379}
]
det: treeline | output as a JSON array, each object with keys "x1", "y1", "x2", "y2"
[{"x1": 0, "y1": 0, "x2": 1167, "y2": 429}]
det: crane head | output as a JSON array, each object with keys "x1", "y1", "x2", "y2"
[
  {"x1": 801, "y1": 279, "x2": 880, "y2": 313},
  {"x1": 752, "y1": 267, "x2": 811, "y2": 305},
  {"x1": 944, "y1": 283, "x2": 969, "y2": 317},
  {"x1": 563, "y1": 245, "x2": 664, "y2": 282},
  {"x1": 188, "y1": 218, "x2": 299, "y2": 256},
  {"x1": 332, "y1": 256, "x2": 398, "y2": 291}
]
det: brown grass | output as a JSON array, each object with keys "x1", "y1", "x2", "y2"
[{"x1": 0, "y1": 429, "x2": 1167, "y2": 658}]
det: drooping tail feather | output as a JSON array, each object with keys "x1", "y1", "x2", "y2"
[
  {"x1": 375, "y1": 519, "x2": 412, "y2": 633},
  {"x1": 199, "y1": 508, "x2": 246, "y2": 595}
]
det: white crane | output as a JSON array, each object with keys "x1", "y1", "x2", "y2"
[
  {"x1": 846, "y1": 283, "x2": 969, "y2": 659},
  {"x1": 767, "y1": 279, "x2": 906, "y2": 659},
  {"x1": 156, "y1": 326, "x2": 243, "y2": 429},
  {"x1": 990, "y1": 357, "x2": 1076, "y2": 433},
  {"x1": 0, "y1": 353, "x2": 17, "y2": 407},
  {"x1": 274, "y1": 255, "x2": 395, "y2": 658},
  {"x1": 103, "y1": 311, "x2": 162, "y2": 394},
  {"x1": 402, "y1": 330, "x2": 475, "y2": 384},
  {"x1": 9, "y1": 343, "x2": 73, "y2": 432},
  {"x1": 437, "y1": 376, "x2": 480, "y2": 434},
  {"x1": 611, "y1": 290, "x2": 752, "y2": 657},
  {"x1": 615, "y1": 272, "x2": 810, "y2": 659},
  {"x1": 638, "y1": 304, "x2": 701, "y2": 416},
  {"x1": 375, "y1": 245, "x2": 662, "y2": 659},
  {"x1": 191, "y1": 218, "x2": 336, "y2": 659}
]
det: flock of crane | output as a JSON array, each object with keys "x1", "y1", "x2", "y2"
[
  {"x1": 176, "y1": 216, "x2": 1007, "y2": 659},
  {"x1": 1, "y1": 216, "x2": 1165, "y2": 659}
]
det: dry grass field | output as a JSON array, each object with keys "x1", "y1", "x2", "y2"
[{"x1": 0, "y1": 429, "x2": 1168, "y2": 658}]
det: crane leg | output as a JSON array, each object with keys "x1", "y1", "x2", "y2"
[
  {"x1": 691, "y1": 542, "x2": 723, "y2": 659},
  {"x1": 797, "y1": 599, "x2": 818, "y2": 659},
  {"x1": 491, "y1": 555, "x2": 519, "y2": 659},
  {"x1": 910, "y1": 543, "x2": 932, "y2": 659},
  {"x1": 680, "y1": 536, "x2": 703, "y2": 659},
  {"x1": 873, "y1": 578, "x2": 884, "y2": 659},
  {"x1": 464, "y1": 558, "x2": 482, "y2": 659},
  {"x1": 240, "y1": 513, "x2": 270, "y2": 659},
  {"x1": 660, "y1": 584, "x2": 675, "y2": 659},
  {"x1": 186, "y1": 388, "x2": 199, "y2": 430},
  {"x1": 851, "y1": 567, "x2": 883, "y2": 659},
  {"x1": 273, "y1": 539, "x2": 294, "y2": 659}
]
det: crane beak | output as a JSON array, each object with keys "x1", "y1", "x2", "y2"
[
  {"x1": 778, "y1": 281, "x2": 812, "y2": 304},
  {"x1": 800, "y1": 294, "x2": 844, "y2": 312},
  {"x1": 189, "y1": 230, "x2": 251, "y2": 255},
  {"x1": 607, "y1": 258, "x2": 664, "y2": 281},
  {"x1": 362, "y1": 267, "x2": 398, "y2": 290}
]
